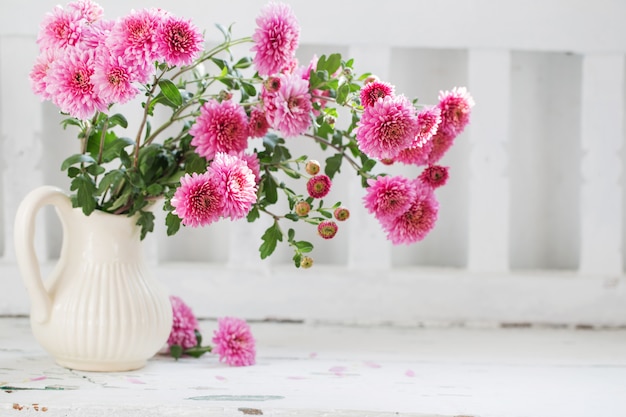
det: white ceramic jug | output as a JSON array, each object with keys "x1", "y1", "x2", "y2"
[{"x1": 14, "y1": 186, "x2": 173, "y2": 371}]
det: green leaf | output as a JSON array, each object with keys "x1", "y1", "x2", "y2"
[
  {"x1": 211, "y1": 57, "x2": 228, "y2": 71},
  {"x1": 184, "y1": 345, "x2": 212, "y2": 358},
  {"x1": 337, "y1": 83, "x2": 350, "y2": 105},
  {"x1": 324, "y1": 53, "x2": 342, "y2": 76},
  {"x1": 108, "y1": 186, "x2": 132, "y2": 212},
  {"x1": 146, "y1": 183, "x2": 164, "y2": 196},
  {"x1": 259, "y1": 222, "x2": 283, "y2": 259},
  {"x1": 61, "y1": 154, "x2": 96, "y2": 171},
  {"x1": 241, "y1": 81, "x2": 256, "y2": 96},
  {"x1": 263, "y1": 175, "x2": 278, "y2": 204},
  {"x1": 170, "y1": 344, "x2": 183, "y2": 360},
  {"x1": 70, "y1": 174, "x2": 97, "y2": 215},
  {"x1": 60, "y1": 117, "x2": 83, "y2": 130},
  {"x1": 85, "y1": 163, "x2": 105, "y2": 176},
  {"x1": 159, "y1": 79, "x2": 182, "y2": 107},
  {"x1": 136, "y1": 210, "x2": 155, "y2": 240},
  {"x1": 293, "y1": 253, "x2": 302, "y2": 268},
  {"x1": 284, "y1": 213, "x2": 300, "y2": 221},
  {"x1": 97, "y1": 170, "x2": 124, "y2": 194},
  {"x1": 101, "y1": 137, "x2": 135, "y2": 163},
  {"x1": 234, "y1": 56, "x2": 253, "y2": 69},
  {"x1": 295, "y1": 240, "x2": 313, "y2": 252},
  {"x1": 108, "y1": 113, "x2": 128, "y2": 129},
  {"x1": 184, "y1": 151, "x2": 207, "y2": 174},
  {"x1": 246, "y1": 205, "x2": 260, "y2": 222},
  {"x1": 67, "y1": 167, "x2": 81, "y2": 178},
  {"x1": 362, "y1": 158, "x2": 377, "y2": 172},
  {"x1": 166, "y1": 212, "x2": 182, "y2": 236},
  {"x1": 287, "y1": 228, "x2": 295, "y2": 241},
  {"x1": 214, "y1": 23, "x2": 230, "y2": 41},
  {"x1": 325, "y1": 153, "x2": 343, "y2": 179},
  {"x1": 120, "y1": 148, "x2": 132, "y2": 168}
]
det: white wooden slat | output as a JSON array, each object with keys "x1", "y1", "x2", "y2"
[
  {"x1": 579, "y1": 53, "x2": 624, "y2": 276},
  {"x1": 467, "y1": 49, "x2": 511, "y2": 273},
  {"x1": 346, "y1": 46, "x2": 393, "y2": 270},
  {"x1": 0, "y1": 36, "x2": 47, "y2": 263},
  {"x1": 4, "y1": 1, "x2": 626, "y2": 53}
]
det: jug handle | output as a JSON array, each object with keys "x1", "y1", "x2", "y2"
[{"x1": 14, "y1": 186, "x2": 73, "y2": 324}]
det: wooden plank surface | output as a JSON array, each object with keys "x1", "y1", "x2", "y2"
[{"x1": 0, "y1": 317, "x2": 625, "y2": 417}]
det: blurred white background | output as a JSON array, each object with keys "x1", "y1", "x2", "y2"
[{"x1": 1, "y1": 0, "x2": 625, "y2": 326}]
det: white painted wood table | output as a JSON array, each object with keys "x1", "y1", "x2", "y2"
[{"x1": 0, "y1": 317, "x2": 625, "y2": 417}]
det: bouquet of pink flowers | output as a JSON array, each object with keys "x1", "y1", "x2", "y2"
[{"x1": 30, "y1": 0, "x2": 474, "y2": 268}]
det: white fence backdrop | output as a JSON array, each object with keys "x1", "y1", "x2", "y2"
[{"x1": 1, "y1": 0, "x2": 625, "y2": 326}]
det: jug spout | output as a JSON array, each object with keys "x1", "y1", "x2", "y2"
[{"x1": 14, "y1": 186, "x2": 72, "y2": 323}]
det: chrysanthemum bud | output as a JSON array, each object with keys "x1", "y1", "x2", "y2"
[
  {"x1": 300, "y1": 256, "x2": 314, "y2": 269},
  {"x1": 324, "y1": 115, "x2": 336, "y2": 125},
  {"x1": 218, "y1": 90, "x2": 233, "y2": 101},
  {"x1": 295, "y1": 201, "x2": 311, "y2": 216},
  {"x1": 317, "y1": 220, "x2": 338, "y2": 239},
  {"x1": 306, "y1": 174, "x2": 332, "y2": 199},
  {"x1": 380, "y1": 158, "x2": 395, "y2": 166},
  {"x1": 333, "y1": 207, "x2": 350, "y2": 221},
  {"x1": 305, "y1": 160, "x2": 321, "y2": 175},
  {"x1": 363, "y1": 75, "x2": 378, "y2": 85}
]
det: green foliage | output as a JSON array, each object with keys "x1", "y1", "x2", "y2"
[{"x1": 259, "y1": 222, "x2": 283, "y2": 259}]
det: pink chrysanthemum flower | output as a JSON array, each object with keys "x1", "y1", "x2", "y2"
[
  {"x1": 212, "y1": 317, "x2": 256, "y2": 367},
  {"x1": 393, "y1": 139, "x2": 433, "y2": 166},
  {"x1": 418, "y1": 165, "x2": 449, "y2": 189},
  {"x1": 356, "y1": 95, "x2": 418, "y2": 160},
  {"x1": 318, "y1": 220, "x2": 339, "y2": 239},
  {"x1": 37, "y1": 6, "x2": 85, "y2": 52},
  {"x1": 363, "y1": 175, "x2": 417, "y2": 222},
  {"x1": 239, "y1": 152, "x2": 262, "y2": 184},
  {"x1": 190, "y1": 100, "x2": 250, "y2": 160},
  {"x1": 45, "y1": 47, "x2": 108, "y2": 120},
  {"x1": 105, "y1": 8, "x2": 166, "y2": 81},
  {"x1": 437, "y1": 86, "x2": 475, "y2": 137},
  {"x1": 414, "y1": 106, "x2": 441, "y2": 147},
  {"x1": 359, "y1": 80, "x2": 395, "y2": 107},
  {"x1": 306, "y1": 174, "x2": 332, "y2": 199},
  {"x1": 167, "y1": 295, "x2": 199, "y2": 350},
  {"x1": 383, "y1": 185, "x2": 439, "y2": 245},
  {"x1": 171, "y1": 172, "x2": 225, "y2": 227},
  {"x1": 157, "y1": 15, "x2": 204, "y2": 67},
  {"x1": 210, "y1": 153, "x2": 257, "y2": 220},
  {"x1": 426, "y1": 130, "x2": 456, "y2": 164},
  {"x1": 264, "y1": 73, "x2": 312, "y2": 137},
  {"x1": 92, "y1": 48, "x2": 139, "y2": 104},
  {"x1": 67, "y1": 0, "x2": 104, "y2": 23},
  {"x1": 249, "y1": 107, "x2": 270, "y2": 138},
  {"x1": 251, "y1": 2, "x2": 300, "y2": 76},
  {"x1": 81, "y1": 19, "x2": 114, "y2": 49},
  {"x1": 30, "y1": 49, "x2": 59, "y2": 101}
]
